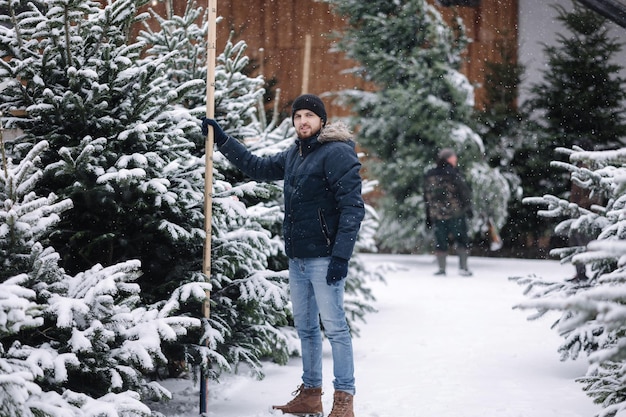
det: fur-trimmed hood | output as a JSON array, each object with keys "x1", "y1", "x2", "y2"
[{"x1": 318, "y1": 121, "x2": 354, "y2": 143}]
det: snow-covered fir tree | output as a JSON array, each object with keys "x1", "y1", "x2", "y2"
[
  {"x1": 513, "y1": 146, "x2": 626, "y2": 416},
  {"x1": 325, "y1": 0, "x2": 510, "y2": 253},
  {"x1": 0, "y1": 132, "x2": 210, "y2": 416},
  {"x1": 0, "y1": 0, "x2": 208, "y2": 305},
  {"x1": 528, "y1": 4, "x2": 626, "y2": 154}
]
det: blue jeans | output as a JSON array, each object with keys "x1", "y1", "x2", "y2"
[{"x1": 289, "y1": 257, "x2": 355, "y2": 395}]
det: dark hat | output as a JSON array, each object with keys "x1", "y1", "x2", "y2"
[
  {"x1": 437, "y1": 148, "x2": 456, "y2": 161},
  {"x1": 291, "y1": 94, "x2": 327, "y2": 126}
]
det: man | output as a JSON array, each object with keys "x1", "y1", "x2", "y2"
[
  {"x1": 202, "y1": 94, "x2": 364, "y2": 417},
  {"x1": 423, "y1": 148, "x2": 473, "y2": 276}
]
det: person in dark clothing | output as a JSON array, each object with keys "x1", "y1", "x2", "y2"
[
  {"x1": 566, "y1": 175, "x2": 604, "y2": 283},
  {"x1": 423, "y1": 148, "x2": 473, "y2": 276},
  {"x1": 202, "y1": 94, "x2": 364, "y2": 417}
]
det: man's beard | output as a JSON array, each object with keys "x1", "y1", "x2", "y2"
[{"x1": 297, "y1": 128, "x2": 320, "y2": 140}]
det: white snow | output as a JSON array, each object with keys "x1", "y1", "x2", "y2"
[{"x1": 147, "y1": 253, "x2": 601, "y2": 417}]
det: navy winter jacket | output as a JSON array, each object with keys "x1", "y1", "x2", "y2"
[{"x1": 218, "y1": 122, "x2": 365, "y2": 261}]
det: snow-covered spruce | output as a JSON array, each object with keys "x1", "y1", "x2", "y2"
[
  {"x1": 513, "y1": 146, "x2": 626, "y2": 416},
  {"x1": 1, "y1": 136, "x2": 211, "y2": 416}
]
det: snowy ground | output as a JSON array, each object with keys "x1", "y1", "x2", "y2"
[{"x1": 148, "y1": 253, "x2": 602, "y2": 417}]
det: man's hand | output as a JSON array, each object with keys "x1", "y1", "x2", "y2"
[
  {"x1": 326, "y1": 256, "x2": 349, "y2": 285},
  {"x1": 201, "y1": 117, "x2": 228, "y2": 146}
]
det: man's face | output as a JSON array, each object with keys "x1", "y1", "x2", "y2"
[{"x1": 293, "y1": 109, "x2": 323, "y2": 139}]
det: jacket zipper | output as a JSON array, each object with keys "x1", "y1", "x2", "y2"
[{"x1": 318, "y1": 208, "x2": 331, "y2": 246}]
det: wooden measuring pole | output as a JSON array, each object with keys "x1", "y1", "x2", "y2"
[
  {"x1": 200, "y1": 0, "x2": 217, "y2": 414},
  {"x1": 0, "y1": 113, "x2": 7, "y2": 180},
  {"x1": 301, "y1": 34, "x2": 312, "y2": 94}
]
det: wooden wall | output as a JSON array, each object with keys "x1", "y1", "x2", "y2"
[
  {"x1": 213, "y1": 0, "x2": 370, "y2": 118},
  {"x1": 145, "y1": 0, "x2": 518, "y2": 119}
]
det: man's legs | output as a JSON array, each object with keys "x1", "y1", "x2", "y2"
[
  {"x1": 272, "y1": 258, "x2": 327, "y2": 415},
  {"x1": 452, "y1": 217, "x2": 472, "y2": 276},
  {"x1": 434, "y1": 220, "x2": 450, "y2": 275},
  {"x1": 310, "y1": 264, "x2": 355, "y2": 396},
  {"x1": 289, "y1": 257, "x2": 327, "y2": 388},
  {"x1": 276, "y1": 257, "x2": 355, "y2": 417},
  {"x1": 310, "y1": 258, "x2": 355, "y2": 417}
]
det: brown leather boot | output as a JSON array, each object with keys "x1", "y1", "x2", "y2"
[
  {"x1": 328, "y1": 390, "x2": 354, "y2": 417},
  {"x1": 272, "y1": 384, "x2": 323, "y2": 416}
]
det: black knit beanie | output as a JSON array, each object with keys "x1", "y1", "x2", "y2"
[{"x1": 291, "y1": 94, "x2": 327, "y2": 126}]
